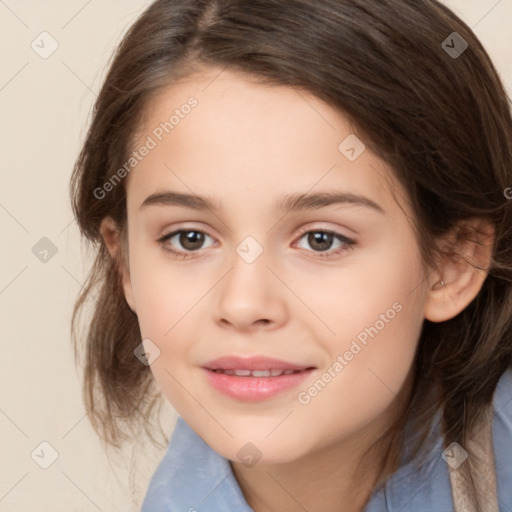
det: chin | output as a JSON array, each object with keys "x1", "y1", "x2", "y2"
[{"x1": 206, "y1": 428, "x2": 316, "y2": 467}]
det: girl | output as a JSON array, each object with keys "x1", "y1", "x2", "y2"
[{"x1": 69, "y1": 1, "x2": 512, "y2": 510}]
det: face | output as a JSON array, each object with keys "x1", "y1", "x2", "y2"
[{"x1": 116, "y1": 68, "x2": 431, "y2": 465}]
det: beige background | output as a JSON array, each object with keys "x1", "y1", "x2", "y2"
[{"x1": 1, "y1": 1, "x2": 511, "y2": 510}]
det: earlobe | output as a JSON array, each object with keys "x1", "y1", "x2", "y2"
[
  {"x1": 99, "y1": 216, "x2": 137, "y2": 314},
  {"x1": 424, "y1": 219, "x2": 494, "y2": 323}
]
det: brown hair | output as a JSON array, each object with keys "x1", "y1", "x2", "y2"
[{"x1": 69, "y1": 0, "x2": 512, "y2": 498}]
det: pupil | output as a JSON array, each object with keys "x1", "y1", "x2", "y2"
[
  {"x1": 181, "y1": 231, "x2": 204, "y2": 250},
  {"x1": 309, "y1": 232, "x2": 332, "y2": 251}
]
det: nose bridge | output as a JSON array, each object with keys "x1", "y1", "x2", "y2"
[
  {"x1": 235, "y1": 234, "x2": 266, "y2": 266},
  {"x1": 224, "y1": 233, "x2": 271, "y2": 297},
  {"x1": 213, "y1": 232, "x2": 287, "y2": 329}
]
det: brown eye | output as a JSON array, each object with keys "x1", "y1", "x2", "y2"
[
  {"x1": 295, "y1": 229, "x2": 356, "y2": 259},
  {"x1": 306, "y1": 232, "x2": 335, "y2": 252},
  {"x1": 177, "y1": 230, "x2": 206, "y2": 251},
  {"x1": 158, "y1": 228, "x2": 215, "y2": 258}
]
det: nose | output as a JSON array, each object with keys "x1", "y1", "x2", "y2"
[{"x1": 213, "y1": 243, "x2": 288, "y2": 332}]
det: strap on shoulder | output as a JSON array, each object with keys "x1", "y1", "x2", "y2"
[{"x1": 448, "y1": 403, "x2": 498, "y2": 512}]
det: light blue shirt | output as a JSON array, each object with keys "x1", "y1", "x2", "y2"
[{"x1": 141, "y1": 369, "x2": 512, "y2": 511}]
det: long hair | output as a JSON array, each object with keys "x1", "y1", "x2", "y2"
[{"x1": 69, "y1": 0, "x2": 512, "y2": 497}]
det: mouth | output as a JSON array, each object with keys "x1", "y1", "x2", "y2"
[
  {"x1": 209, "y1": 368, "x2": 308, "y2": 377},
  {"x1": 201, "y1": 355, "x2": 316, "y2": 401}
]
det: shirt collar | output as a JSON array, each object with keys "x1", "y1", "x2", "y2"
[{"x1": 141, "y1": 416, "x2": 254, "y2": 511}]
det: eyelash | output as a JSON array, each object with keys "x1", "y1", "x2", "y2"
[{"x1": 157, "y1": 226, "x2": 356, "y2": 260}]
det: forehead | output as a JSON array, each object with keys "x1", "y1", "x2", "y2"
[{"x1": 125, "y1": 68, "x2": 409, "y2": 218}]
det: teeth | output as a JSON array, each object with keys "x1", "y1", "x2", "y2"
[
  {"x1": 215, "y1": 368, "x2": 302, "y2": 377},
  {"x1": 251, "y1": 370, "x2": 272, "y2": 377},
  {"x1": 234, "y1": 369, "x2": 252, "y2": 376}
]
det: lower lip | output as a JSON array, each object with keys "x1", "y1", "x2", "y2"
[{"x1": 202, "y1": 368, "x2": 315, "y2": 402}]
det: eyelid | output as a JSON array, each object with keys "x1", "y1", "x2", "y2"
[
  {"x1": 157, "y1": 223, "x2": 354, "y2": 243},
  {"x1": 157, "y1": 222, "x2": 357, "y2": 260},
  {"x1": 157, "y1": 225, "x2": 215, "y2": 245},
  {"x1": 293, "y1": 223, "x2": 356, "y2": 240},
  {"x1": 292, "y1": 225, "x2": 356, "y2": 257}
]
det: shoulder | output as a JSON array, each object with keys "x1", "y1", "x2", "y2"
[
  {"x1": 492, "y1": 368, "x2": 512, "y2": 510},
  {"x1": 364, "y1": 368, "x2": 512, "y2": 512},
  {"x1": 493, "y1": 367, "x2": 512, "y2": 425}
]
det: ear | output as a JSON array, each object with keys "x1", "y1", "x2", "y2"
[
  {"x1": 424, "y1": 219, "x2": 495, "y2": 323},
  {"x1": 99, "y1": 216, "x2": 137, "y2": 313}
]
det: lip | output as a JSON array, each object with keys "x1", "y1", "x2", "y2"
[
  {"x1": 201, "y1": 355, "x2": 316, "y2": 402},
  {"x1": 202, "y1": 355, "x2": 313, "y2": 371}
]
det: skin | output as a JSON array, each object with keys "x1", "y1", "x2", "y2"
[{"x1": 100, "y1": 68, "x2": 494, "y2": 512}]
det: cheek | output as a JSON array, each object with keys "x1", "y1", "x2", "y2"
[
  {"x1": 299, "y1": 232, "x2": 425, "y2": 357},
  {"x1": 129, "y1": 258, "x2": 204, "y2": 411},
  {"x1": 297, "y1": 238, "x2": 425, "y2": 413},
  {"x1": 289, "y1": 289, "x2": 424, "y2": 460},
  {"x1": 128, "y1": 243, "x2": 206, "y2": 339},
  {"x1": 295, "y1": 296, "x2": 422, "y2": 455},
  {"x1": 128, "y1": 248, "x2": 218, "y2": 409}
]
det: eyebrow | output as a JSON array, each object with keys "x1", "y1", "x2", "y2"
[{"x1": 139, "y1": 190, "x2": 385, "y2": 214}]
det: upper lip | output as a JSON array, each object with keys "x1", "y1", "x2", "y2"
[{"x1": 202, "y1": 355, "x2": 315, "y2": 371}]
